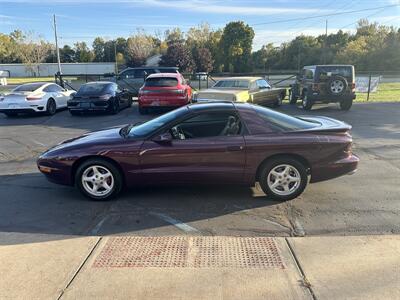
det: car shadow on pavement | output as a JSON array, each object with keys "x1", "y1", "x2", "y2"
[{"x1": 0, "y1": 172, "x2": 283, "y2": 246}]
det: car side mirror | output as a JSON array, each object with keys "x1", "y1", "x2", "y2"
[{"x1": 152, "y1": 132, "x2": 172, "y2": 144}]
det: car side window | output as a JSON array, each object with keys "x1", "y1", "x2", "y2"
[
  {"x1": 305, "y1": 69, "x2": 314, "y2": 79},
  {"x1": 257, "y1": 79, "x2": 270, "y2": 89},
  {"x1": 44, "y1": 84, "x2": 63, "y2": 93},
  {"x1": 170, "y1": 112, "x2": 242, "y2": 140},
  {"x1": 120, "y1": 70, "x2": 135, "y2": 79}
]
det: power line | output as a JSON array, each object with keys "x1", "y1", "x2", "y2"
[{"x1": 251, "y1": 4, "x2": 400, "y2": 26}]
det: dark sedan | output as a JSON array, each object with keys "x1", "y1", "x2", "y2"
[
  {"x1": 68, "y1": 81, "x2": 133, "y2": 115},
  {"x1": 37, "y1": 102, "x2": 359, "y2": 201}
]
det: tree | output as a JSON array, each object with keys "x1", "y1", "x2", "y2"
[
  {"x1": 16, "y1": 31, "x2": 52, "y2": 76},
  {"x1": 193, "y1": 47, "x2": 213, "y2": 72},
  {"x1": 126, "y1": 30, "x2": 155, "y2": 67},
  {"x1": 160, "y1": 42, "x2": 194, "y2": 73},
  {"x1": 220, "y1": 21, "x2": 254, "y2": 72},
  {"x1": 74, "y1": 42, "x2": 93, "y2": 62},
  {"x1": 92, "y1": 37, "x2": 105, "y2": 62},
  {"x1": 60, "y1": 45, "x2": 76, "y2": 63}
]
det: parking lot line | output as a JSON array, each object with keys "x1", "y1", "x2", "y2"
[{"x1": 149, "y1": 211, "x2": 200, "y2": 233}]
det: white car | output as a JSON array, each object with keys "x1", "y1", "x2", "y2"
[{"x1": 0, "y1": 82, "x2": 75, "y2": 117}]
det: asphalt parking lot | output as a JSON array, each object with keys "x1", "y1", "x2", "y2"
[{"x1": 0, "y1": 102, "x2": 399, "y2": 245}]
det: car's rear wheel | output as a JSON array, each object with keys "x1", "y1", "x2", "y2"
[
  {"x1": 110, "y1": 99, "x2": 119, "y2": 115},
  {"x1": 75, "y1": 159, "x2": 123, "y2": 201},
  {"x1": 46, "y1": 98, "x2": 57, "y2": 115},
  {"x1": 302, "y1": 94, "x2": 313, "y2": 110},
  {"x1": 273, "y1": 93, "x2": 283, "y2": 107},
  {"x1": 289, "y1": 89, "x2": 298, "y2": 104},
  {"x1": 259, "y1": 157, "x2": 308, "y2": 201},
  {"x1": 340, "y1": 98, "x2": 353, "y2": 111}
]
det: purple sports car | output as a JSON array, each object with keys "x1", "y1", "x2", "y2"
[{"x1": 37, "y1": 102, "x2": 358, "y2": 201}]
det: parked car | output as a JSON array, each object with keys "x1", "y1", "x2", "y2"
[
  {"x1": 67, "y1": 82, "x2": 133, "y2": 115},
  {"x1": 289, "y1": 65, "x2": 356, "y2": 110},
  {"x1": 193, "y1": 77, "x2": 286, "y2": 107},
  {"x1": 116, "y1": 66, "x2": 179, "y2": 95},
  {"x1": 0, "y1": 82, "x2": 75, "y2": 117},
  {"x1": 138, "y1": 73, "x2": 192, "y2": 114},
  {"x1": 37, "y1": 102, "x2": 358, "y2": 201}
]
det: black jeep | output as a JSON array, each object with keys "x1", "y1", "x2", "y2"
[{"x1": 289, "y1": 65, "x2": 356, "y2": 110}]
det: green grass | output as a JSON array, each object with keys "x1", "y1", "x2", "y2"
[
  {"x1": 6, "y1": 77, "x2": 54, "y2": 84},
  {"x1": 356, "y1": 82, "x2": 400, "y2": 102}
]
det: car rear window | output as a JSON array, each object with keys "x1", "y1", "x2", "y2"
[
  {"x1": 317, "y1": 66, "x2": 353, "y2": 79},
  {"x1": 253, "y1": 105, "x2": 318, "y2": 131},
  {"x1": 77, "y1": 83, "x2": 109, "y2": 95},
  {"x1": 214, "y1": 80, "x2": 249, "y2": 89},
  {"x1": 13, "y1": 83, "x2": 44, "y2": 92},
  {"x1": 144, "y1": 77, "x2": 178, "y2": 87}
]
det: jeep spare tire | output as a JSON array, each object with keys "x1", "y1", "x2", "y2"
[{"x1": 327, "y1": 76, "x2": 348, "y2": 97}]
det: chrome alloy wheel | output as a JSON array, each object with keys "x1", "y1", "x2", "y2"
[
  {"x1": 330, "y1": 80, "x2": 344, "y2": 94},
  {"x1": 81, "y1": 165, "x2": 114, "y2": 197},
  {"x1": 267, "y1": 164, "x2": 301, "y2": 196}
]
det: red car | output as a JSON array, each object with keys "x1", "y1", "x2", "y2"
[{"x1": 138, "y1": 73, "x2": 192, "y2": 114}]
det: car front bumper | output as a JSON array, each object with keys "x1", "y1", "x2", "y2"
[
  {"x1": 310, "y1": 154, "x2": 359, "y2": 183},
  {"x1": 37, "y1": 157, "x2": 74, "y2": 186}
]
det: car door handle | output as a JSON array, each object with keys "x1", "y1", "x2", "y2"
[{"x1": 226, "y1": 145, "x2": 243, "y2": 152}]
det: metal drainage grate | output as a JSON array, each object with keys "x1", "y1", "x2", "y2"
[{"x1": 93, "y1": 236, "x2": 285, "y2": 269}]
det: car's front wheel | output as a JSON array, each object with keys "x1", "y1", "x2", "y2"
[
  {"x1": 259, "y1": 157, "x2": 308, "y2": 201},
  {"x1": 340, "y1": 98, "x2": 353, "y2": 111},
  {"x1": 302, "y1": 94, "x2": 313, "y2": 110},
  {"x1": 75, "y1": 159, "x2": 123, "y2": 201}
]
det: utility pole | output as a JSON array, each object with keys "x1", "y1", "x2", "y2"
[
  {"x1": 114, "y1": 41, "x2": 118, "y2": 74},
  {"x1": 323, "y1": 19, "x2": 328, "y2": 64},
  {"x1": 53, "y1": 14, "x2": 62, "y2": 75}
]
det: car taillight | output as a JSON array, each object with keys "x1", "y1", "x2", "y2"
[
  {"x1": 26, "y1": 93, "x2": 45, "y2": 100},
  {"x1": 312, "y1": 83, "x2": 320, "y2": 92},
  {"x1": 344, "y1": 142, "x2": 353, "y2": 156}
]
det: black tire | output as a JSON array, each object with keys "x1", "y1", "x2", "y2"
[
  {"x1": 4, "y1": 112, "x2": 18, "y2": 117},
  {"x1": 340, "y1": 98, "x2": 353, "y2": 111},
  {"x1": 138, "y1": 106, "x2": 147, "y2": 114},
  {"x1": 327, "y1": 76, "x2": 348, "y2": 97},
  {"x1": 258, "y1": 156, "x2": 308, "y2": 201},
  {"x1": 110, "y1": 99, "x2": 119, "y2": 115},
  {"x1": 273, "y1": 93, "x2": 283, "y2": 107},
  {"x1": 46, "y1": 98, "x2": 57, "y2": 115},
  {"x1": 289, "y1": 89, "x2": 298, "y2": 104},
  {"x1": 302, "y1": 93, "x2": 313, "y2": 110},
  {"x1": 75, "y1": 158, "x2": 123, "y2": 201}
]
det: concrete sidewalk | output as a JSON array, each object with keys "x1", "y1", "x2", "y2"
[{"x1": 0, "y1": 234, "x2": 399, "y2": 300}]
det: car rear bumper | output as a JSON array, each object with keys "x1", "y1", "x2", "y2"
[
  {"x1": 68, "y1": 101, "x2": 110, "y2": 111},
  {"x1": 310, "y1": 154, "x2": 359, "y2": 183},
  {"x1": 139, "y1": 97, "x2": 189, "y2": 108},
  {"x1": 0, "y1": 102, "x2": 46, "y2": 113},
  {"x1": 308, "y1": 92, "x2": 356, "y2": 102}
]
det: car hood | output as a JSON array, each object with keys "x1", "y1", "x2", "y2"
[{"x1": 42, "y1": 126, "x2": 126, "y2": 155}]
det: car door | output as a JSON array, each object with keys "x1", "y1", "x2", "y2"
[
  {"x1": 256, "y1": 79, "x2": 275, "y2": 105},
  {"x1": 138, "y1": 110, "x2": 246, "y2": 185}
]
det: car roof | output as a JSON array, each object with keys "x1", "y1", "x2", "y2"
[
  {"x1": 216, "y1": 77, "x2": 262, "y2": 81},
  {"x1": 146, "y1": 73, "x2": 181, "y2": 79},
  {"x1": 303, "y1": 65, "x2": 354, "y2": 68}
]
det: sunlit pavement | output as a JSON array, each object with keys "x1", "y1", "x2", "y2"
[{"x1": 0, "y1": 102, "x2": 399, "y2": 299}]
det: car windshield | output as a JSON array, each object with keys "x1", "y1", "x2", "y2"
[
  {"x1": 129, "y1": 107, "x2": 188, "y2": 137},
  {"x1": 13, "y1": 83, "x2": 44, "y2": 92},
  {"x1": 144, "y1": 77, "x2": 178, "y2": 87},
  {"x1": 253, "y1": 105, "x2": 319, "y2": 131},
  {"x1": 77, "y1": 83, "x2": 109, "y2": 95},
  {"x1": 213, "y1": 80, "x2": 249, "y2": 89}
]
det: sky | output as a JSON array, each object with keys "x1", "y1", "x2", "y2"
[{"x1": 0, "y1": 0, "x2": 399, "y2": 50}]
